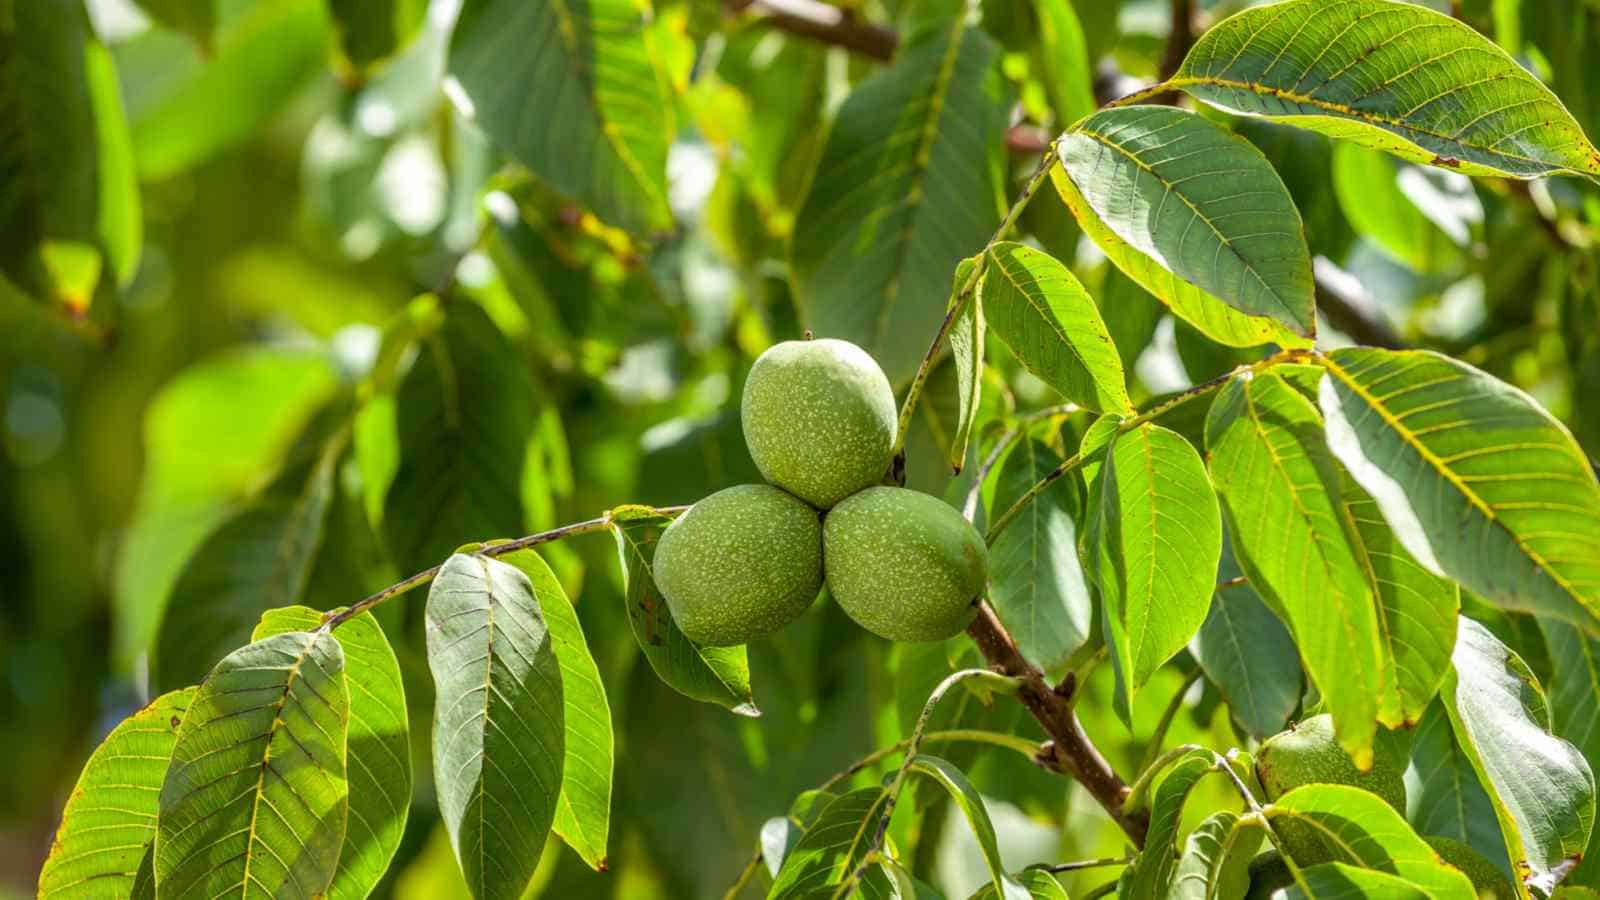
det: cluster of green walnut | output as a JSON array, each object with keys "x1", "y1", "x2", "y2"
[{"x1": 652, "y1": 338, "x2": 989, "y2": 647}]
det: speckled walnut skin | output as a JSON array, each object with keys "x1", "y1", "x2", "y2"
[
  {"x1": 741, "y1": 338, "x2": 897, "y2": 509},
  {"x1": 652, "y1": 484, "x2": 824, "y2": 646},
  {"x1": 823, "y1": 486, "x2": 989, "y2": 642}
]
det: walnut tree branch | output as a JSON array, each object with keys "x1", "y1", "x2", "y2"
[{"x1": 726, "y1": 0, "x2": 897, "y2": 60}]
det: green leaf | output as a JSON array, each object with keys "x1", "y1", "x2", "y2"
[
  {"x1": 1172, "y1": 0, "x2": 1600, "y2": 179},
  {"x1": 1126, "y1": 748, "x2": 1217, "y2": 897},
  {"x1": 1190, "y1": 542, "x2": 1303, "y2": 740},
  {"x1": 385, "y1": 301, "x2": 539, "y2": 575},
  {"x1": 329, "y1": 0, "x2": 424, "y2": 68},
  {"x1": 1265, "y1": 784, "x2": 1478, "y2": 900},
  {"x1": 1291, "y1": 863, "x2": 1432, "y2": 899},
  {"x1": 252, "y1": 607, "x2": 411, "y2": 900},
  {"x1": 1332, "y1": 144, "x2": 1458, "y2": 274},
  {"x1": 1090, "y1": 422, "x2": 1222, "y2": 724},
  {"x1": 1169, "y1": 811, "x2": 1263, "y2": 900},
  {"x1": 1440, "y1": 617, "x2": 1596, "y2": 896},
  {"x1": 37, "y1": 688, "x2": 193, "y2": 897},
  {"x1": 488, "y1": 547, "x2": 614, "y2": 872},
  {"x1": 906, "y1": 755, "x2": 1029, "y2": 900},
  {"x1": 136, "y1": 0, "x2": 217, "y2": 47},
  {"x1": 768, "y1": 786, "x2": 892, "y2": 900},
  {"x1": 114, "y1": 348, "x2": 341, "y2": 670},
  {"x1": 1205, "y1": 371, "x2": 1385, "y2": 763},
  {"x1": 989, "y1": 438, "x2": 1093, "y2": 670},
  {"x1": 1539, "y1": 617, "x2": 1600, "y2": 888},
  {"x1": 131, "y1": 0, "x2": 331, "y2": 180},
  {"x1": 609, "y1": 506, "x2": 758, "y2": 715},
  {"x1": 1319, "y1": 347, "x2": 1600, "y2": 630},
  {"x1": 1406, "y1": 701, "x2": 1514, "y2": 885},
  {"x1": 426, "y1": 553, "x2": 564, "y2": 900},
  {"x1": 155, "y1": 631, "x2": 350, "y2": 898},
  {"x1": 0, "y1": 3, "x2": 140, "y2": 298},
  {"x1": 790, "y1": 19, "x2": 1010, "y2": 385},
  {"x1": 153, "y1": 423, "x2": 344, "y2": 691},
  {"x1": 970, "y1": 869, "x2": 1068, "y2": 900},
  {"x1": 447, "y1": 0, "x2": 672, "y2": 233},
  {"x1": 1337, "y1": 472, "x2": 1460, "y2": 728},
  {"x1": 981, "y1": 241, "x2": 1131, "y2": 415},
  {"x1": 1033, "y1": 0, "x2": 1094, "y2": 127},
  {"x1": 949, "y1": 255, "x2": 986, "y2": 472},
  {"x1": 1054, "y1": 106, "x2": 1316, "y2": 340}
]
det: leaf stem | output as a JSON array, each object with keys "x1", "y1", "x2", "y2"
[
  {"x1": 984, "y1": 349, "x2": 1306, "y2": 544},
  {"x1": 318, "y1": 505, "x2": 689, "y2": 632},
  {"x1": 1042, "y1": 854, "x2": 1136, "y2": 874},
  {"x1": 814, "y1": 727, "x2": 1041, "y2": 796},
  {"x1": 1125, "y1": 743, "x2": 1205, "y2": 811},
  {"x1": 1137, "y1": 668, "x2": 1204, "y2": 777},
  {"x1": 891, "y1": 145, "x2": 1059, "y2": 462}
]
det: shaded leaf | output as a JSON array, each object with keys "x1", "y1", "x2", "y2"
[
  {"x1": 155, "y1": 631, "x2": 350, "y2": 898},
  {"x1": 426, "y1": 553, "x2": 564, "y2": 900},
  {"x1": 1406, "y1": 701, "x2": 1513, "y2": 882},
  {"x1": 1319, "y1": 347, "x2": 1600, "y2": 630},
  {"x1": 447, "y1": 0, "x2": 672, "y2": 233},
  {"x1": 989, "y1": 438, "x2": 1094, "y2": 670},
  {"x1": 1173, "y1": 0, "x2": 1600, "y2": 178},
  {"x1": 1291, "y1": 862, "x2": 1432, "y2": 899},
  {"x1": 330, "y1": 0, "x2": 424, "y2": 68},
  {"x1": 1205, "y1": 372, "x2": 1382, "y2": 763},
  {"x1": 1266, "y1": 784, "x2": 1478, "y2": 899},
  {"x1": 1033, "y1": 0, "x2": 1094, "y2": 127},
  {"x1": 253, "y1": 607, "x2": 411, "y2": 900},
  {"x1": 385, "y1": 301, "x2": 538, "y2": 575},
  {"x1": 1539, "y1": 617, "x2": 1600, "y2": 888},
  {"x1": 1090, "y1": 423, "x2": 1221, "y2": 724},
  {"x1": 136, "y1": 0, "x2": 217, "y2": 47},
  {"x1": 1332, "y1": 144, "x2": 1458, "y2": 274},
  {"x1": 981, "y1": 241, "x2": 1131, "y2": 414},
  {"x1": 37, "y1": 689, "x2": 193, "y2": 897},
  {"x1": 1440, "y1": 618, "x2": 1595, "y2": 896},
  {"x1": 1125, "y1": 748, "x2": 1217, "y2": 897},
  {"x1": 154, "y1": 425, "x2": 343, "y2": 691},
  {"x1": 1190, "y1": 540, "x2": 1302, "y2": 740},
  {"x1": 970, "y1": 869, "x2": 1068, "y2": 900},
  {"x1": 490, "y1": 547, "x2": 615, "y2": 872},
  {"x1": 1055, "y1": 106, "x2": 1315, "y2": 341},
  {"x1": 791, "y1": 20, "x2": 1010, "y2": 385},
  {"x1": 609, "y1": 506, "x2": 758, "y2": 715}
]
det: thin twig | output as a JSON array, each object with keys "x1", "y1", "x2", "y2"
[
  {"x1": 318, "y1": 506, "x2": 689, "y2": 631},
  {"x1": 1125, "y1": 743, "x2": 1206, "y2": 812},
  {"x1": 963, "y1": 427, "x2": 1021, "y2": 521},
  {"x1": 1043, "y1": 855, "x2": 1136, "y2": 875},
  {"x1": 1137, "y1": 668, "x2": 1204, "y2": 776}
]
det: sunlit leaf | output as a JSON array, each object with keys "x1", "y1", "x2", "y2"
[
  {"x1": 447, "y1": 0, "x2": 672, "y2": 233},
  {"x1": 1125, "y1": 748, "x2": 1216, "y2": 897},
  {"x1": 1173, "y1": 0, "x2": 1600, "y2": 178},
  {"x1": 1319, "y1": 347, "x2": 1600, "y2": 631},
  {"x1": 1055, "y1": 106, "x2": 1315, "y2": 341},
  {"x1": 1205, "y1": 372, "x2": 1382, "y2": 763},
  {"x1": 949, "y1": 255, "x2": 985, "y2": 472},
  {"x1": 981, "y1": 241, "x2": 1131, "y2": 414},
  {"x1": 1292, "y1": 862, "x2": 1432, "y2": 899},
  {"x1": 253, "y1": 606, "x2": 411, "y2": 900},
  {"x1": 791, "y1": 19, "x2": 1010, "y2": 385},
  {"x1": 1090, "y1": 422, "x2": 1221, "y2": 724},
  {"x1": 37, "y1": 689, "x2": 193, "y2": 897},
  {"x1": 609, "y1": 506, "x2": 758, "y2": 715},
  {"x1": 768, "y1": 786, "x2": 891, "y2": 900},
  {"x1": 1440, "y1": 618, "x2": 1595, "y2": 896},
  {"x1": 1033, "y1": 0, "x2": 1094, "y2": 127},
  {"x1": 155, "y1": 631, "x2": 350, "y2": 898},
  {"x1": 989, "y1": 438, "x2": 1093, "y2": 670},
  {"x1": 1265, "y1": 784, "x2": 1478, "y2": 899},
  {"x1": 426, "y1": 552, "x2": 564, "y2": 900},
  {"x1": 1169, "y1": 810, "x2": 1262, "y2": 900}
]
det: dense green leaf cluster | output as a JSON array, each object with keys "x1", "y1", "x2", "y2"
[{"x1": 13, "y1": 0, "x2": 1600, "y2": 898}]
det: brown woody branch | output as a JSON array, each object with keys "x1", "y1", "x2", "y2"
[
  {"x1": 728, "y1": 0, "x2": 897, "y2": 61},
  {"x1": 967, "y1": 603, "x2": 1148, "y2": 845}
]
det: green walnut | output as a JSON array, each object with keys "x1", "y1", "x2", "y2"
[
  {"x1": 823, "y1": 487, "x2": 988, "y2": 642},
  {"x1": 1424, "y1": 836, "x2": 1515, "y2": 899},
  {"x1": 1243, "y1": 851, "x2": 1293, "y2": 899},
  {"x1": 1256, "y1": 714, "x2": 1411, "y2": 866},
  {"x1": 741, "y1": 338, "x2": 897, "y2": 509},
  {"x1": 652, "y1": 484, "x2": 823, "y2": 646}
]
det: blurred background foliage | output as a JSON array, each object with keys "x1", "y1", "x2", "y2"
[{"x1": 2, "y1": 0, "x2": 1598, "y2": 895}]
